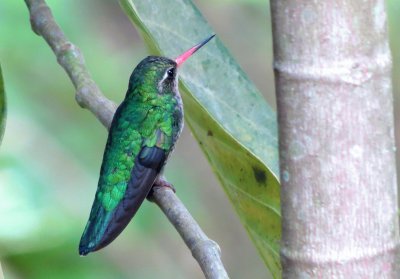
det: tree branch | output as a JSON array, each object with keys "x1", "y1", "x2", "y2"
[
  {"x1": 24, "y1": 0, "x2": 229, "y2": 278},
  {"x1": 151, "y1": 184, "x2": 229, "y2": 278},
  {"x1": 25, "y1": 0, "x2": 116, "y2": 129}
]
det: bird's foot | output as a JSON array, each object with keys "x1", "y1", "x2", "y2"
[
  {"x1": 147, "y1": 176, "x2": 176, "y2": 201},
  {"x1": 153, "y1": 176, "x2": 176, "y2": 192}
]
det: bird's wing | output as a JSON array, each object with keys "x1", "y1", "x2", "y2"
[{"x1": 79, "y1": 103, "x2": 170, "y2": 255}]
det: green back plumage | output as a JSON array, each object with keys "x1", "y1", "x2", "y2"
[
  {"x1": 79, "y1": 56, "x2": 183, "y2": 255},
  {"x1": 99, "y1": 61, "x2": 181, "y2": 211}
]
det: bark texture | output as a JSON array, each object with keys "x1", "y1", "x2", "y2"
[{"x1": 270, "y1": 0, "x2": 400, "y2": 277}]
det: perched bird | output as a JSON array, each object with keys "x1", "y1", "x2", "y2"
[{"x1": 79, "y1": 35, "x2": 215, "y2": 255}]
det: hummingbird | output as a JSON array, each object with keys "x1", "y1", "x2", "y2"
[{"x1": 79, "y1": 34, "x2": 215, "y2": 256}]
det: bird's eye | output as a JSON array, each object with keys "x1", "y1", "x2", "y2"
[{"x1": 167, "y1": 68, "x2": 175, "y2": 78}]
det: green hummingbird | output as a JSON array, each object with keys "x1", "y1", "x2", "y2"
[{"x1": 79, "y1": 35, "x2": 215, "y2": 255}]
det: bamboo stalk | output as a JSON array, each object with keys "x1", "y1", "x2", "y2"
[{"x1": 270, "y1": 0, "x2": 400, "y2": 277}]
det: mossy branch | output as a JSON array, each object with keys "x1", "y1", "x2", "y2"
[{"x1": 24, "y1": 0, "x2": 229, "y2": 278}]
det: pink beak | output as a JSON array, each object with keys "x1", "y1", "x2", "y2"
[{"x1": 175, "y1": 34, "x2": 215, "y2": 67}]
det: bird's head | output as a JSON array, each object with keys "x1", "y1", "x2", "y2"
[{"x1": 128, "y1": 34, "x2": 215, "y2": 96}]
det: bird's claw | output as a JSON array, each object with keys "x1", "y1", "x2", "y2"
[
  {"x1": 154, "y1": 177, "x2": 176, "y2": 193},
  {"x1": 147, "y1": 177, "x2": 176, "y2": 201}
]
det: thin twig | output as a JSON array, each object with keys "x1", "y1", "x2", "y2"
[
  {"x1": 24, "y1": 0, "x2": 228, "y2": 278},
  {"x1": 151, "y1": 181, "x2": 229, "y2": 278}
]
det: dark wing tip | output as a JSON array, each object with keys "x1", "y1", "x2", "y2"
[
  {"x1": 78, "y1": 146, "x2": 167, "y2": 255},
  {"x1": 79, "y1": 246, "x2": 91, "y2": 256},
  {"x1": 79, "y1": 236, "x2": 97, "y2": 256},
  {"x1": 78, "y1": 205, "x2": 107, "y2": 256}
]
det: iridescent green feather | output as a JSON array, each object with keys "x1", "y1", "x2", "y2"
[
  {"x1": 80, "y1": 56, "x2": 183, "y2": 254},
  {"x1": 99, "y1": 93, "x2": 178, "y2": 212}
]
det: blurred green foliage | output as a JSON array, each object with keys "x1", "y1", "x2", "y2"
[{"x1": 0, "y1": 1, "x2": 399, "y2": 279}]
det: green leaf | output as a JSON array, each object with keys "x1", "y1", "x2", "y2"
[
  {"x1": 120, "y1": 0, "x2": 281, "y2": 277},
  {"x1": 0, "y1": 64, "x2": 6, "y2": 145}
]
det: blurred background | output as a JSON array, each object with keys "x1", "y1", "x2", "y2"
[{"x1": 0, "y1": 1, "x2": 399, "y2": 278}]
